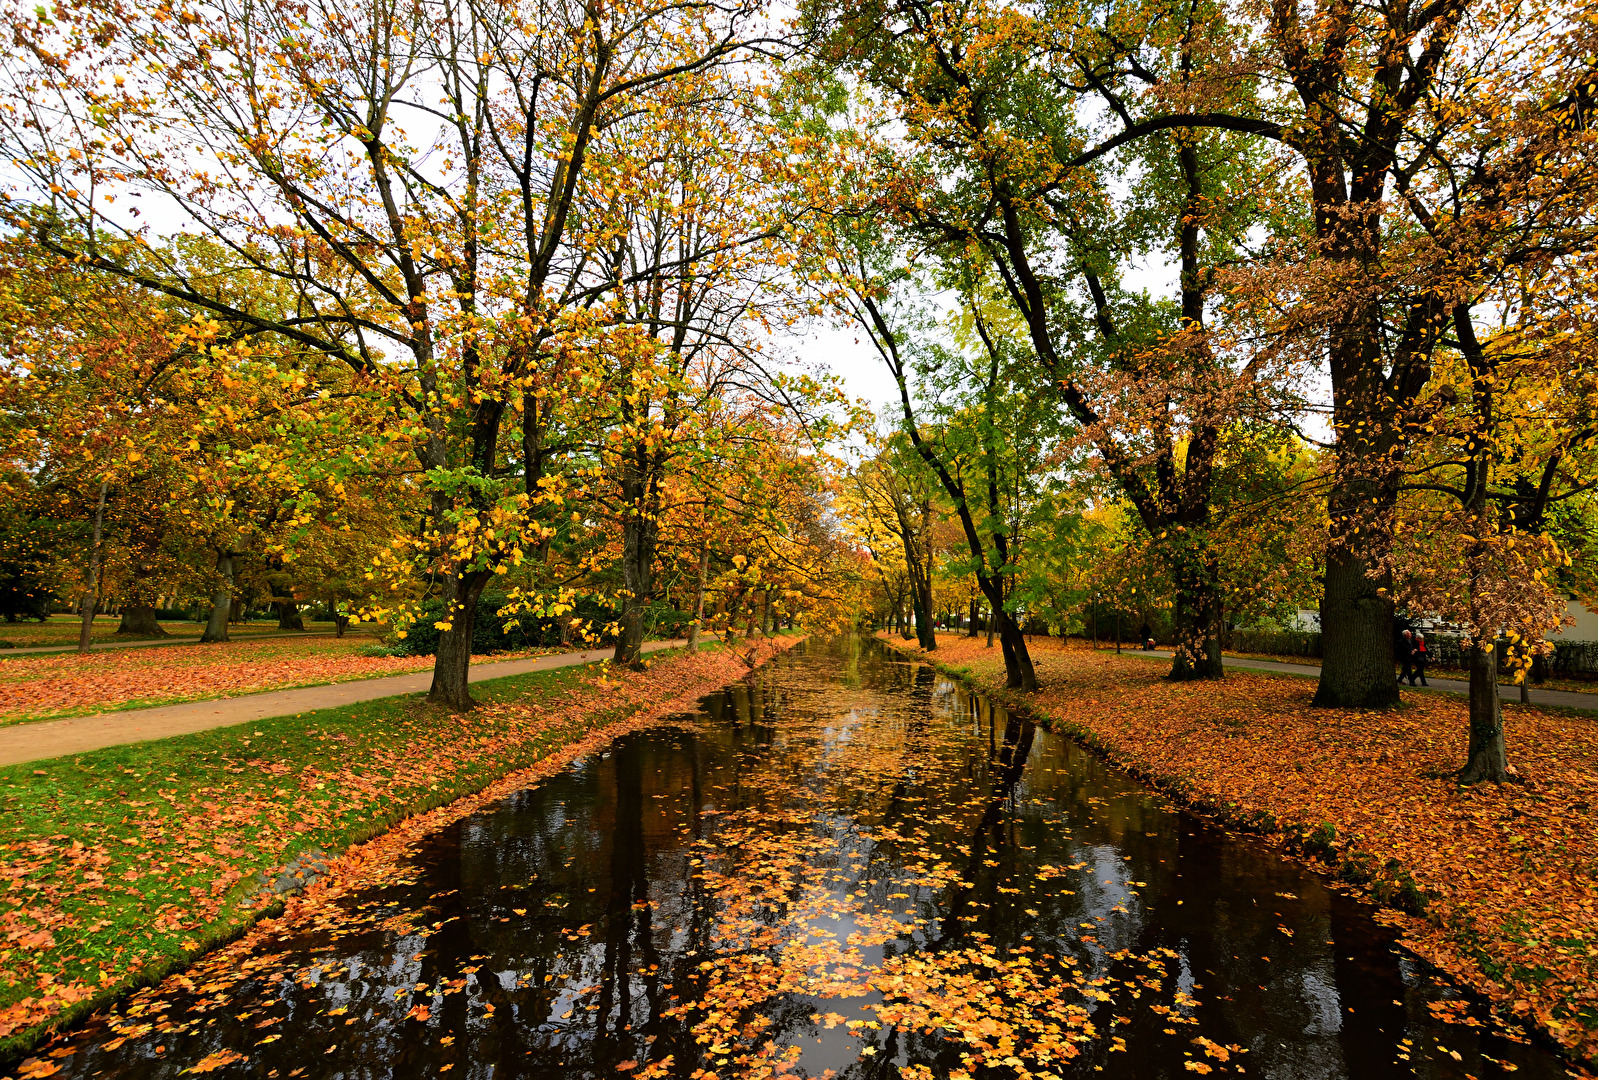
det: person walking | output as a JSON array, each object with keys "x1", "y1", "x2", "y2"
[
  {"x1": 1411, "y1": 633, "x2": 1429, "y2": 687},
  {"x1": 1396, "y1": 629, "x2": 1415, "y2": 686},
  {"x1": 1139, "y1": 620, "x2": 1153, "y2": 651}
]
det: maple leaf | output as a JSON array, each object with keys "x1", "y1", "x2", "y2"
[{"x1": 184, "y1": 1049, "x2": 248, "y2": 1074}]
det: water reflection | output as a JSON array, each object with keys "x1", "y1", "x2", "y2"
[{"x1": 35, "y1": 637, "x2": 1565, "y2": 1079}]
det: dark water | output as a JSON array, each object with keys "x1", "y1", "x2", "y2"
[{"x1": 34, "y1": 637, "x2": 1571, "y2": 1079}]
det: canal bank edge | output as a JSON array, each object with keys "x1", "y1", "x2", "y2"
[
  {"x1": 876, "y1": 633, "x2": 1597, "y2": 1073},
  {"x1": 0, "y1": 635, "x2": 805, "y2": 1069}
]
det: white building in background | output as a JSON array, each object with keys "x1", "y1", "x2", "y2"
[{"x1": 1287, "y1": 598, "x2": 1598, "y2": 642}]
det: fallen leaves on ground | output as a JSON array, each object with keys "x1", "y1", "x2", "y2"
[
  {"x1": 0, "y1": 638, "x2": 550, "y2": 724},
  {"x1": 895, "y1": 632, "x2": 1598, "y2": 1065}
]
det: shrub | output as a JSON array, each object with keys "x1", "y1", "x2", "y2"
[
  {"x1": 1223, "y1": 629, "x2": 1322, "y2": 658},
  {"x1": 391, "y1": 593, "x2": 623, "y2": 657}
]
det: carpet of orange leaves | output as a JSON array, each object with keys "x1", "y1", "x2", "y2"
[
  {"x1": 0, "y1": 638, "x2": 482, "y2": 723},
  {"x1": 888, "y1": 632, "x2": 1598, "y2": 1066},
  {"x1": 0, "y1": 637, "x2": 800, "y2": 1059}
]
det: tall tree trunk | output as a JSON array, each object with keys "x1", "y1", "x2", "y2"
[
  {"x1": 994, "y1": 608, "x2": 1037, "y2": 691},
  {"x1": 1457, "y1": 307, "x2": 1509, "y2": 780},
  {"x1": 967, "y1": 598, "x2": 979, "y2": 637},
  {"x1": 274, "y1": 598, "x2": 304, "y2": 630},
  {"x1": 1168, "y1": 564, "x2": 1224, "y2": 680},
  {"x1": 200, "y1": 549, "x2": 234, "y2": 643},
  {"x1": 687, "y1": 540, "x2": 709, "y2": 654},
  {"x1": 1313, "y1": 537, "x2": 1399, "y2": 706},
  {"x1": 1461, "y1": 640, "x2": 1508, "y2": 782},
  {"x1": 76, "y1": 479, "x2": 109, "y2": 655},
  {"x1": 967, "y1": 570, "x2": 1034, "y2": 689},
  {"x1": 116, "y1": 522, "x2": 169, "y2": 636},
  {"x1": 428, "y1": 570, "x2": 489, "y2": 710},
  {"x1": 910, "y1": 581, "x2": 936, "y2": 651},
  {"x1": 613, "y1": 509, "x2": 660, "y2": 668},
  {"x1": 116, "y1": 603, "x2": 168, "y2": 637}
]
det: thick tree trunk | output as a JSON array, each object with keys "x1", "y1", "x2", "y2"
[
  {"x1": 76, "y1": 479, "x2": 109, "y2": 654},
  {"x1": 967, "y1": 599, "x2": 979, "y2": 637},
  {"x1": 1313, "y1": 543, "x2": 1399, "y2": 707},
  {"x1": 613, "y1": 507, "x2": 659, "y2": 669},
  {"x1": 200, "y1": 550, "x2": 234, "y2": 643},
  {"x1": 274, "y1": 598, "x2": 304, "y2": 630},
  {"x1": 995, "y1": 610, "x2": 1037, "y2": 691},
  {"x1": 117, "y1": 603, "x2": 169, "y2": 637},
  {"x1": 1460, "y1": 641, "x2": 1508, "y2": 782},
  {"x1": 428, "y1": 571, "x2": 489, "y2": 710},
  {"x1": 972, "y1": 574, "x2": 1035, "y2": 690},
  {"x1": 116, "y1": 527, "x2": 168, "y2": 636},
  {"x1": 687, "y1": 541, "x2": 710, "y2": 654},
  {"x1": 1168, "y1": 568, "x2": 1223, "y2": 680},
  {"x1": 911, "y1": 585, "x2": 936, "y2": 651}
]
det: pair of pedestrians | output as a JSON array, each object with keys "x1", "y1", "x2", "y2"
[{"x1": 1397, "y1": 629, "x2": 1430, "y2": 686}]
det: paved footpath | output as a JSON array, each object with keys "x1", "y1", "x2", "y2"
[
  {"x1": 1, "y1": 639, "x2": 687, "y2": 768},
  {"x1": 1124, "y1": 649, "x2": 1598, "y2": 712}
]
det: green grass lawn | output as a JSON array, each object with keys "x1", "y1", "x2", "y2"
[{"x1": 0, "y1": 642, "x2": 719, "y2": 1058}]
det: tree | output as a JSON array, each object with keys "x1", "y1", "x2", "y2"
[
  {"x1": 2, "y1": 0, "x2": 790, "y2": 707},
  {"x1": 801, "y1": 0, "x2": 1598, "y2": 707},
  {"x1": 799, "y1": 0, "x2": 1304, "y2": 680},
  {"x1": 854, "y1": 443, "x2": 939, "y2": 651}
]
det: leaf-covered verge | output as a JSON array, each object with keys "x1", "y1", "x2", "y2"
[
  {"x1": 885, "y1": 633, "x2": 1598, "y2": 1069},
  {"x1": 0, "y1": 621, "x2": 350, "y2": 650},
  {"x1": 0, "y1": 636, "x2": 562, "y2": 726},
  {"x1": 0, "y1": 635, "x2": 803, "y2": 1063}
]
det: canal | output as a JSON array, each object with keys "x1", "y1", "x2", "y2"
[{"x1": 37, "y1": 636, "x2": 1566, "y2": 1078}]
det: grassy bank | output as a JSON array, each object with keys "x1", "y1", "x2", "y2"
[
  {"x1": 886, "y1": 632, "x2": 1598, "y2": 1068},
  {"x1": 0, "y1": 635, "x2": 801, "y2": 1061}
]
